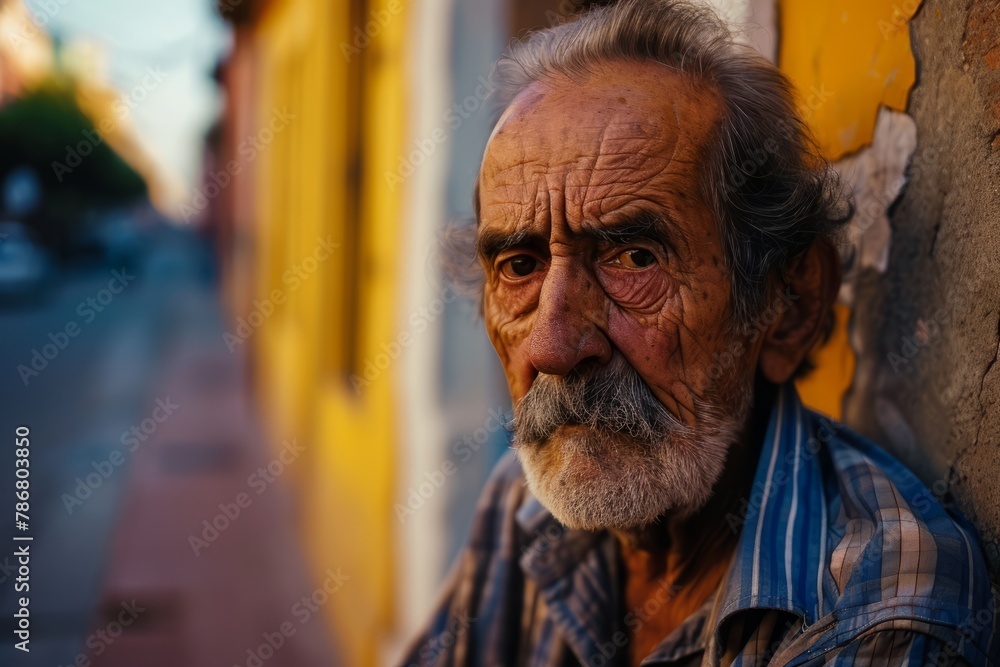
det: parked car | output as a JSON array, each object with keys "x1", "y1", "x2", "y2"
[
  {"x1": 71, "y1": 210, "x2": 148, "y2": 270},
  {"x1": 93, "y1": 212, "x2": 147, "y2": 269},
  {"x1": 0, "y1": 220, "x2": 54, "y2": 305}
]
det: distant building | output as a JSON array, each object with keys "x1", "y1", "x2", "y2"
[{"x1": 0, "y1": 0, "x2": 54, "y2": 103}]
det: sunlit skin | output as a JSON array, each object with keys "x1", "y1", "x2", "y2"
[
  {"x1": 475, "y1": 59, "x2": 840, "y2": 664},
  {"x1": 478, "y1": 64, "x2": 734, "y2": 424}
]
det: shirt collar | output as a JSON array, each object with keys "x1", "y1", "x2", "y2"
[
  {"x1": 715, "y1": 382, "x2": 829, "y2": 629},
  {"x1": 514, "y1": 382, "x2": 830, "y2": 660},
  {"x1": 516, "y1": 495, "x2": 615, "y2": 660}
]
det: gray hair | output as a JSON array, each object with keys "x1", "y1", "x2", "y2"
[{"x1": 468, "y1": 0, "x2": 852, "y2": 337}]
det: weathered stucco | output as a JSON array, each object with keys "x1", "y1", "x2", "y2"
[
  {"x1": 844, "y1": 0, "x2": 1000, "y2": 582},
  {"x1": 779, "y1": 0, "x2": 919, "y2": 160},
  {"x1": 779, "y1": 0, "x2": 926, "y2": 419}
]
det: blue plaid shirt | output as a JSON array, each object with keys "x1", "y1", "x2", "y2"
[{"x1": 401, "y1": 384, "x2": 998, "y2": 666}]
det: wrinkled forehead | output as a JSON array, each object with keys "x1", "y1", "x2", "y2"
[{"x1": 479, "y1": 61, "x2": 724, "y2": 199}]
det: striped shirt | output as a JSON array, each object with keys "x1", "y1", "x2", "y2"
[{"x1": 400, "y1": 383, "x2": 998, "y2": 666}]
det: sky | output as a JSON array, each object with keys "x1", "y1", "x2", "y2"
[{"x1": 26, "y1": 0, "x2": 230, "y2": 209}]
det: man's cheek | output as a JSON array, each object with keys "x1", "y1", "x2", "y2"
[
  {"x1": 607, "y1": 310, "x2": 711, "y2": 421},
  {"x1": 606, "y1": 301, "x2": 683, "y2": 367},
  {"x1": 493, "y1": 279, "x2": 542, "y2": 318},
  {"x1": 485, "y1": 310, "x2": 536, "y2": 400},
  {"x1": 607, "y1": 309, "x2": 677, "y2": 380},
  {"x1": 484, "y1": 293, "x2": 521, "y2": 352},
  {"x1": 596, "y1": 268, "x2": 675, "y2": 316}
]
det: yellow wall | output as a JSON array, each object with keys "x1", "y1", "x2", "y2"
[
  {"x1": 243, "y1": 0, "x2": 407, "y2": 664},
  {"x1": 779, "y1": 0, "x2": 919, "y2": 161},
  {"x1": 782, "y1": 0, "x2": 921, "y2": 418}
]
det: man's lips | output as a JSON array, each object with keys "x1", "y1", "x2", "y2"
[{"x1": 516, "y1": 422, "x2": 590, "y2": 448}]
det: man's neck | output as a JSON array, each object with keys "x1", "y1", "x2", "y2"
[{"x1": 612, "y1": 380, "x2": 775, "y2": 664}]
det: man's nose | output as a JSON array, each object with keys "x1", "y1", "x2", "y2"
[{"x1": 528, "y1": 262, "x2": 612, "y2": 375}]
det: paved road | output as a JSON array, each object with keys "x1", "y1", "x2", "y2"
[{"x1": 0, "y1": 227, "x2": 337, "y2": 666}]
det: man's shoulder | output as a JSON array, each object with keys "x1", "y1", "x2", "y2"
[
  {"x1": 812, "y1": 412, "x2": 997, "y2": 664},
  {"x1": 464, "y1": 451, "x2": 532, "y2": 551},
  {"x1": 478, "y1": 449, "x2": 527, "y2": 510},
  {"x1": 816, "y1": 412, "x2": 985, "y2": 572}
]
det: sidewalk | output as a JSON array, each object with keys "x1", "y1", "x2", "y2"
[{"x1": 87, "y1": 286, "x2": 338, "y2": 667}]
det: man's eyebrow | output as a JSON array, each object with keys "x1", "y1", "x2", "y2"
[
  {"x1": 476, "y1": 226, "x2": 531, "y2": 260},
  {"x1": 583, "y1": 211, "x2": 677, "y2": 250},
  {"x1": 476, "y1": 212, "x2": 682, "y2": 259}
]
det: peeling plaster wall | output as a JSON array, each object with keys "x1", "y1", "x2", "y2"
[
  {"x1": 778, "y1": 0, "x2": 923, "y2": 420},
  {"x1": 844, "y1": 0, "x2": 1000, "y2": 581}
]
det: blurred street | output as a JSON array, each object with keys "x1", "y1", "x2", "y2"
[{"x1": 0, "y1": 226, "x2": 338, "y2": 666}]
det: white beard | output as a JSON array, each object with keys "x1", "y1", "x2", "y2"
[{"x1": 512, "y1": 355, "x2": 753, "y2": 531}]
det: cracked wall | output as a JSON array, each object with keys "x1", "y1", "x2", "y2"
[{"x1": 843, "y1": 0, "x2": 1000, "y2": 582}]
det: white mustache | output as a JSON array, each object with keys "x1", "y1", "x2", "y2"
[{"x1": 512, "y1": 353, "x2": 688, "y2": 445}]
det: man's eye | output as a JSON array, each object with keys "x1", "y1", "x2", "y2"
[
  {"x1": 500, "y1": 255, "x2": 541, "y2": 278},
  {"x1": 615, "y1": 248, "x2": 658, "y2": 269}
]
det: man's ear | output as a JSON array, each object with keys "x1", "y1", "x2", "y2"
[{"x1": 758, "y1": 240, "x2": 841, "y2": 384}]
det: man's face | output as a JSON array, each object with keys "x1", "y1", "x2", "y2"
[{"x1": 477, "y1": 61, "x2": 760, "y2": 531}]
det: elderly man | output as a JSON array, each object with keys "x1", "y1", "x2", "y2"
[{"x1": 402, "y1": 1, "x2": 997, "y2": 665}]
